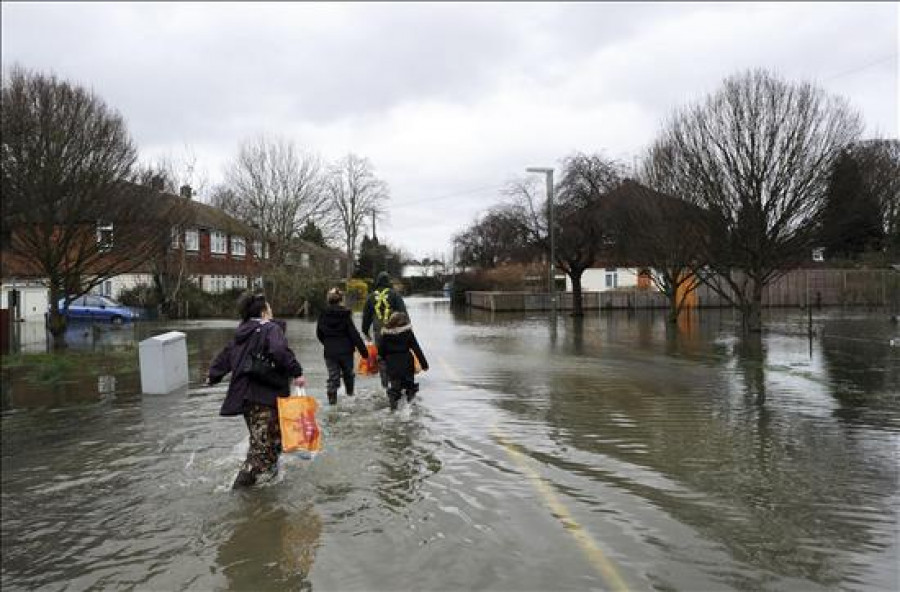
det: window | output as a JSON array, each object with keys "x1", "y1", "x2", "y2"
[
  {"x1": 211, "y1": 231, "x2": 227, "y2": 254},
  {"x1": 102, "y1": 281, "x2": 113, "y2": 297},
  {"x1": 208, "y1": 275, "x2": 229, "y2": 293},
  {"x1": 96, "y1": 221, "x2": 114, "y2": 251},
  {"x1": 170, "y1": 228, "x2": 181, "y2": 249},
  {"x1": 185, "y1": 229, "x2": 199, "y2": 251},
  {"x1": 231, "y1": 276, "x2": 244, "y2": 290},
  {"x1": 334, "y1": 258, "x2": 341, "y2": 273},
  {"x1": 300, "y1": 252, "x2": 310, "y2": 268},
  {"x1": 263, "y1": 242, "x2": 269, "y2": 259},
  {"x1": 231, "y1": 236, "x2": 246, "y2": 257},
  {"x1": 253, "y1": 240, "x2": 263, "y2": 259},
  {"x1": 605, "y1": 268, "x2": 618, "y2": 289}
]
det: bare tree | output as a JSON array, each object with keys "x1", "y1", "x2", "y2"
[
  {"x1": 454, "y1": 206, "x2": 532, "y2": 269},
  {"x1": 219, "y1": 135, "x2": 327, "y2": 264},
  {"x1": 132, "y1": 145, "x2": 210, "y2": 199},
  {"x1": 325, "y1": 154, "x2": 389, "y2": 280},
  {"x1": 508, "y1": 153, "x2": 623, "y2": 316},
  {"x1": 1, "y1": 66, "x2": 182, "y2": 346},
  {"x1": 652, "y1": 69, "x2": 863, "y2": 332},
  {"x1": 608, "y1": 177, "x2": 705, "y2": 324}
]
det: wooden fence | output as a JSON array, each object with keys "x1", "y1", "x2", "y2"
[{"x1": 466, "y1": 269, "x2": 900, "y2": 312}]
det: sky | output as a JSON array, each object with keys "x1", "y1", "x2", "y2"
[{"x1": 2, "y1": 2, "x2": 898, "y2": 261}]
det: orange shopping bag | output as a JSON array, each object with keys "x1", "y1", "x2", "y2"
[
  {"x1": 413, "y1": 352, "x2": 422, "y2": 375},
  {"x1": 277, "y1": 387, "x2": 323, "y2": 454},
  {"x1": 356, "y1": 342, "x2": 379, "y2": 376}
]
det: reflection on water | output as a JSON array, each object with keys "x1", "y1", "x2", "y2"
[
  {"x1": 2, "y1": 302, "x2": 898, "y2": 591},
  {"x1": 216, "y1": 500, "x2": 322, "y2": 591}
]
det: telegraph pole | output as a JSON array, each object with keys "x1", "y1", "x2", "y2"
[{"x1": 527, "y1": 167, "x2": 556, "y2": 316}]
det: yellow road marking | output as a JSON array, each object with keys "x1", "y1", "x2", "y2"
[
  {"x1": 438, "y1": 357, "x2": 463, "y2": 381},
  {"x1": 439, "y1": 356, "x2": 629, "y2": 591},
  {"x1": 493, "y1": 429, "x2": 629, "y2": 592}
]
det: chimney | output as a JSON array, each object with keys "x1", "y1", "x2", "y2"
[
  {"x1": 150, "y1": 175, "x2": 165, "y2": 191},
  {"x1": 180, "y1": 185, "x2": 193, "y2": 200}
]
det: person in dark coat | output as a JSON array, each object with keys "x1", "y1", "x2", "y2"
[
  {"x1": 361, "y1": 271, "x2": 407, "y2": 388},
  {"x1": 206, "y1": 292, "x2": 305, "y2": 489},
  {"x1": 316, "y1": 287, "x2": 368, "y2": 405},
  {"x1": 379, "y1": 311, "x2": 429, "y2": 411}
]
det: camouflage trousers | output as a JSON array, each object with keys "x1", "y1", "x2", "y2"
[{"x1": 241, "y1": 402, "x2": 282, "y2": 476}]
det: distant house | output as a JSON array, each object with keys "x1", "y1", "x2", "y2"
[
  {"x1": 567, "y1": 265, "x2": 650, "y2": 293},
  {"x1": 1, "y1": 181, "x2": 348, "y2": 311},
  {"x1": 401, "y1": 261, "x2": 446, "y2": 279},
  {"x1": 563, "y1": 180, "x2": 694, "y2": 294}
]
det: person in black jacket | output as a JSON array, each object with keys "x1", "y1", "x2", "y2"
[
  {"x1": 379, "y1": 311, "x2": 429, "y2": 411},
  {"x1": 316, "y1": 288, "x2": 368, "y2": 405},
  {"x1": 206, "y1": 292, "x2": 305, "y2": 489},
  {"x1": 361, "y1": 271, "x2": 407, "y2": 388}
]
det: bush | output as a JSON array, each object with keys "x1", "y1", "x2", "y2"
[
  {"x1": 118, "y1": 284, "x2": 157, "y2": 308},
  {"x1": 345, "y1": 278, "x2": 368, "y2": 309},
  {"x1": 402, "y1": 276, "x2": 444, "y2": 294}
]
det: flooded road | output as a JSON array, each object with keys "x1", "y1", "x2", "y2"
[{"x1": 2, "y1": 298, "x2": 899, "y2": 591}]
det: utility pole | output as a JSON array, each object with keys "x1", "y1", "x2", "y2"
[{"x1": 527, "y1": 167, "x2": 556, "y2": 316}]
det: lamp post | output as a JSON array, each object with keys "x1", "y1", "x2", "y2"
[{"x1": 526, "y1": 167, "x2": 555, "y2": 315}]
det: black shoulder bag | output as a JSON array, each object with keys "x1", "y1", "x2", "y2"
[{"x1": 241, "y1": 325, "x2": 290, "y2": 390}]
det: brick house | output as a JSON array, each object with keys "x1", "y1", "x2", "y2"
[{"x1": 1, "y1": 182, "x2": 349, "y2": 314}]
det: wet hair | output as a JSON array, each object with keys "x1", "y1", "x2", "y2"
[
  {"x1": 327, "y1": 287, "x2": 344, "y2": 305},
  {"x1": 384, "y1": 311, "x2": 409, "y2": 329},
  {"x1": 238, "y1": 292, "x2": 268, "y2": 321}
]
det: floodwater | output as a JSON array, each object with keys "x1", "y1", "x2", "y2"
[{"x1": 2, "y1": 298, "x2": 898, "y2": 591}]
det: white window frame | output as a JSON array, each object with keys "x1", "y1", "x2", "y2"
[
  {"x1": 96, "y1": 221, "x2": 114, "y2": 251},
  {"x1": 185, "y1": 228, "x2": 199, "y2": 252},
  {"x1": 231, "y1": 236, "x2": 246, "y2": 257},
  {"x1": 211, "y1": 231, "x2": 228, "y2": 255},
  {"x1": 334, "y1": 258, "x2": 341, "y2": 273},
  {"x1": 300, "y1": 252, "x2": 310, "y2": 268},
  {"x1": 170, "y1": 227, "x2": 181, "y2": 249},
  {"x1": 253, "y1": 240, "x2": 263, "y2": 260},
  {"x1": 605, "y1": 268, "x2": 618, "y2": 289}
]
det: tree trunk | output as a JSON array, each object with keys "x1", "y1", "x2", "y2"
[
  {"x1": 667, "y1": 290, "x2": 680, "y2": 324},
  {"x1": 740, "y1": 278, "x2": 764, "y2": 334},
  {"x1": 47, "y1": 285, "x2": 68, "y2": 349},
  {"x1": 570, "y1": 271, "x2": 584, "y2": 317}
]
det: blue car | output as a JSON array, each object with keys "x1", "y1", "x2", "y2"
[{"x1": 59, "y1": 295, "x2": 140, "y2": 325}]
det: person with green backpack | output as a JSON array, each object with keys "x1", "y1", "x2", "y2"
[{"x1": 361, "y1": 271, "x2": 407, "y2": 388}]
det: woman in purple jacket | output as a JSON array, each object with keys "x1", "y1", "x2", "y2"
[{"x1": 206, "y1": 293, "x2": 305, "y2": 489}]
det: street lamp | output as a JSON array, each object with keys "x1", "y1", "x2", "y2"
[{"x1": 526, "y1": 167, "x2": 555, "y2": 315}]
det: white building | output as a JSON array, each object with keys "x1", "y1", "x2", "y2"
[
  {"x1": 566, "y1": 267, "x2": 645, "y2": 292},
  {"x1": 1, "y1": 279, "x2": 49, "y2": 321}
]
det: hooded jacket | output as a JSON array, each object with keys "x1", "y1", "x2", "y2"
[
  {"x1": 208, "y1": 319, "x2": 303, "y2": 416},
  {"x1": 316, "y1": 304, "x2": 368, "y2": 359},
  {"x1": 379, "y1": 321, "x2": 428, "y2": 379},
  {"x1": 362, "y1": 272, "x2": 407, "y2": 340}
]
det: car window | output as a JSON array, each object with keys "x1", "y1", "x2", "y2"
[
  {"x1": 85, "y1": 295, "x2": 102, "y2": 307},
  {"x1": 99, "y1": 296, "x2": 118, "y2": 307}
]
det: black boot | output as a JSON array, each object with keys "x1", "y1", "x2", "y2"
[
  {"x1": 388, "y1": 392, "x2": 401, "y2": 411},
  {"x1": 327, "y1": 391, "x2": 337, "y2": 405},
  {"x1": 232, "y1": 470, "x2": 256, "y2": 489}
]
